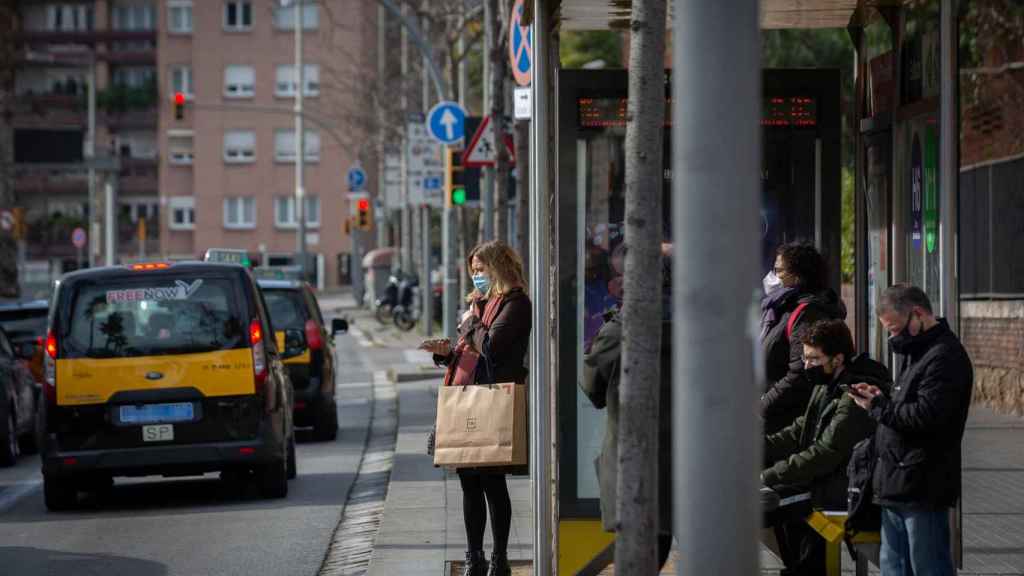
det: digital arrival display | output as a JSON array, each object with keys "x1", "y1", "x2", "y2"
[{"x1": 577, "y1": 96, "x2": 818, "y2": 128}]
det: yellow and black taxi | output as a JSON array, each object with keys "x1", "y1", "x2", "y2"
[
  {"x1": 40, "y1": 262, "x2": 296, "y2": 510},
  {"x1": 256, "y1": 278, "x2": 339, "y2": 441}
]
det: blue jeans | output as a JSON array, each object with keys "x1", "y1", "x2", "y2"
[{"x1": 880, "y1": 506, "x2": 955, "y2": 576}]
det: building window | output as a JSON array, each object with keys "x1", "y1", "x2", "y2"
[
  {"x1": 274, "y1": 3, "x2": 318, "y2": 30},
  {"x1": 48, "y1": 4, "x2": 93, "y2": 31},
  {"x1": 112, "y1": 67, "x2": 155, "y2": 89},
  {"x1": 223, "y1": 130, "x2": 256, "y2": 163},
  {"x1": 274, "y1": 129, "x2": 320, "y2": 163},
  {"x1": 274, "y1": 64, "x2": 319, "y2": 98},
  {"x1": 168, "y1": 196, "x2": 195, "y2": 230},
  {"x1": 223, "y1": 197, "x2": 256, "y2": 229},
  {"x1": 170, "y1": 65, "x2": 193, "y2": 98},
  {"x1": 224, "y1": 0, "x2": 252, "y2": 31},
  {"x1": 112, "y1": 2, "x2": 155, "y2": 31},
  {"x1": 168, "y1": 134, "x2": 194, "y2": 165},
  {"x1": 168, "y1": 1, "x2": 192, "y2": 33},
  {"x1": 274, "y1": 195, "x2": 320, "y2": 229},
  {"x1": 224, "y1": 65, "x2": 254, "y2": 98}
]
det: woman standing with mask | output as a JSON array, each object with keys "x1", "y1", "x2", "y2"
[
  {"x1": 759, "y1": 242, "x2": 846, "y2": 435},
  {"x1": 420, "y1": 240, "x2": 531, "y2": 576}
]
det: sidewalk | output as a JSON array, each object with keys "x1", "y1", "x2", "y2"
[{"x1": 343, "y1": 296, "x2": 1024, "y2": 575}]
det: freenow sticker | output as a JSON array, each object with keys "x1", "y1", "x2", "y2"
[{"x1": 106, "y1": 279, "x2": 204, "y2": 304}]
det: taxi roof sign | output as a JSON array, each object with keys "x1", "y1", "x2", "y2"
[{"x1": 203, "y1": 248, "x2": 253, "y2": 267}]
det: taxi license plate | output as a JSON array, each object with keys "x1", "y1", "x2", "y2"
[
  {"x1": 142, "y1": 424, "x2": 174, "y2": 442},
  {"x1": 119, "y1": 402, "x2": 195, "y2": 424}
]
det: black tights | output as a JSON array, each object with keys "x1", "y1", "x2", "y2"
[{"x1": 458, "y1": 470, "x2": 512, "y2": 556}]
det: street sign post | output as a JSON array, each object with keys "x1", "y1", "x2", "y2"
[
  {"x1": 464, "y1": 115, "x2": 516, "y2": 168},
  {"x1": 509, "y1": 0, "x2": 532, "y2": 87},
  {"x1": 347, "y1": 165, "x2": 367, "y2": 192},
  {"x1": 407, "y1": 119, "x2": 445, "y2": 207},
  {"x1": 426, "y1": 101, "x2": 467, "y2": 145},
  {"x1": 72, "y1": 227, "x2": 87, "y2": 269}
]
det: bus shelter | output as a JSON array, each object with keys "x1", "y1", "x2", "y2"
[{"x1": 523, "y1": 0, "x2": 989, "y2": 573}]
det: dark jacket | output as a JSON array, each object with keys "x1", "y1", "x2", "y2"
[
  {"x1": 760, "y1": 289, "x2": 846, "y2": 435},
  {"x1": 870, "y1": 319, "x2": 973, "y2": 509},
  {"x1": 580, "y1": 312, "x2": 673, "y2": 534},
  {"x1": 763, "y1": 354, "x2": 892, "y2": 509},
  {"x1": 435, "y1": 289, "x2": 532, "y2": 476},
  {"x1": 436, "y1": 288, "x2": 532, "y2": 385}
]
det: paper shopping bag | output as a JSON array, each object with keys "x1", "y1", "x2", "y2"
[{"x1": 433, "y1": 383, "x2": 527, "y2": 468}]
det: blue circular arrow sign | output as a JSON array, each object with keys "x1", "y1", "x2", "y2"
[
  {"x1": 426, "y1": 101, "x2": 466, "y2": 145},
  {"x1": 347, "y1": 166, "x2": 367, "y2": 191}
]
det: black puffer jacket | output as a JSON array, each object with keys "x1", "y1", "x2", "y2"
[
  {"x1": 870, "y1": 320, "x2": 973, "y2": 509},
  {"x1": 760, "y1": 289, "x2": 846, "y2": 434}
]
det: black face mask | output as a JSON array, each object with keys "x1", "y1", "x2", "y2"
[
  {"x1": 805, "y1": 363, "x2": 833, "y2": 386},
  {"x1": 888, "y1": 312, "x2": 920, "y2": 355}
]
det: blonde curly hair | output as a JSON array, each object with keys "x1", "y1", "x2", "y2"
[{"x1": 466, "y1": 240, "x2": 527, "y2": 301}]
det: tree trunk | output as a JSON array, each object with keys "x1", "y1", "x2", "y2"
[
  {"x1": 0, "y1": 2, "x2": 19, "y2": 298},
  {"x1": 514, "y1": 120, "x2": 530, "y2": 278},
  {"x1": 491, "y1": 0, "x2": 511, "y2": 244},
  {"x1": 616, "y1": 0, "x2": 667, "y2": 573}
]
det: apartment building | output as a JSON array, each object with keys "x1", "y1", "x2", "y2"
[
  {"x1": 157, "y1": 0, "x2": 374, "y2": 288},
  {"x1": 12, "y1": 0, "x2": 160, "y2": 272}
]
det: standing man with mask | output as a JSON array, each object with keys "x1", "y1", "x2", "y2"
[{"x1": 849, "y1": 284, "x2": 974, "y2": 576}]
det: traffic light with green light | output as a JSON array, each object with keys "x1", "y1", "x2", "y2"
[{"x1": 445, "y1": 147, "x2": 467, "y2": 208}]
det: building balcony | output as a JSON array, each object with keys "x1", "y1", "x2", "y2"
[
  {"x1": 16, "y1": 29, "x2": 157, "y2": 46},
  {"x1": 12, "y1": 86, "x2": 157, "y2": 130}
]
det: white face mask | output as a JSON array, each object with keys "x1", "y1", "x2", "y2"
[{"x1": 763, "y1": 270, "x2": 783, "y2": 295}]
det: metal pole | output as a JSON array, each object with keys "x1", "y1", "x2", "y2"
[
  {"x1": 939, "y1": 1, "x2": 962, "y2": 567},
  {"x1": 673, "y1": 2, "x2": 761, "y2": 575},
  {"x1": 423, "y1": 205, "x2": 432, "y2": 335},
  {"x1": 377, "y1": 3, "x2": 389, "y2": 250},
  {"x1": 104, "y1": 180, "x2": 116, "y2": 266},
  {"x1": 443, "y1": 6, "x2": 467, "y2": 341},
  {"x1": 481, "y1": 0, "x2": 495, "y2": 242},
  {"x1": 87, "y1": 61, "x2": 96, "y2": 268},
  {"x1": 529, "y1": 1, "x2": 552, "y2": 573},
  {"x1": 294, "y1": 0, "x2": 308, "y2": 280},
  {"x1": 400, "y1": 2, "x2": 411, "y2": 275}
]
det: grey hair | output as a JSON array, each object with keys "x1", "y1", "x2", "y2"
[{"x1": 878, "y1": 283, "x2": 933, "y2": 315}]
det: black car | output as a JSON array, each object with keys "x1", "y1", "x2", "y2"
[
  {"x1": 257, "y1": 279, "x2": 339, "y2": 441},
  {"x1": 41, "y1": 262, "x2": 296, "y2": 510},
  {"x1": 0, "y1": 325, "x2": 41, "y2": 465}
]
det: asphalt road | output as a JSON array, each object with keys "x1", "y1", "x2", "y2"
[{"x1": 0, "y1": 323, "x2": 374, "y2": 576}]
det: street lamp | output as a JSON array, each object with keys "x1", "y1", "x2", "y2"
[{"x1": 281, "y1": 0, "x2": 307, "y2": 280}]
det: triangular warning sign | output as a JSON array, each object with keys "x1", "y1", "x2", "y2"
[{"x1": 463, "y1": 115, "x2": 515, "y2": 168}]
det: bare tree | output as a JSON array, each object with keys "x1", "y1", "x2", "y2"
[
  {"x1": 0, "y1": 0, "x2": 18, "y2": 298},
  {"x1": 616, "y1": 0, "x2": 667, "y2": 573}
]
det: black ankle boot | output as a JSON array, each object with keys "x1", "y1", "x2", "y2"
[
  {"x1": 462, "y1": 550, "x2": 488, "y2": 576},
  {"x1": 488, "y1": 551, "x2": 510, "y2": 576}
]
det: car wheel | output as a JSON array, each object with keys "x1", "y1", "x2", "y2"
[
  {"x1": 314, "y1": 401, "x2": 338, "y2": 442},
  {"x1": 286, "y1": 435, "x2": 297, "y2": 480},
  {"x1": 0, "y1": 405, "x2": 18, "y2": 467},
  {"x1": 258, "y1": 454, "x2": 288, "y2": 499},
  {"x1": 43, "y1": 474, "x2": 77, "y2": 511}
]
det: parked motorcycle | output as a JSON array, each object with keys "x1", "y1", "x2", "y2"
[
  {"x1": 392, "y1": 275, "x2": 420, "y2": 331},
  {"x1": 375, "y1": 273, "x2": 402, "y2": 324}
]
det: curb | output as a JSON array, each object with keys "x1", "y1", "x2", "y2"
[
  {"x1": 386, "y1": 367, "x2": 446, "y2": 383},
  {"x1": 317, "y1": 370, "x2": 399, "y2": 576}
]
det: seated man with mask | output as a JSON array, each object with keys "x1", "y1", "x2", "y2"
[{"x1": 761, "y1": 319, "x2": 891, "y2": 576}]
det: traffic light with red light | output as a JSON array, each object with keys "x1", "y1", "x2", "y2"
[
  {"x1": 356, "y1": 197, "x2": 372, "y2": 231},
  {"x1": 174, "y1": 92, "x2": 186, "y2": 121}
]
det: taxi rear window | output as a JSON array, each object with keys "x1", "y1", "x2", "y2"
[
  {"x1": 262, "y1": 289, "x2": 309, "y2": 331},
  {"x1": 63, "y1": 277, "x2": 246, "y2": 359}
]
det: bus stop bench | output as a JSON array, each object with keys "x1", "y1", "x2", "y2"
[{"x1": 804, "y1": 510, "x2": 880, "y2": 576}]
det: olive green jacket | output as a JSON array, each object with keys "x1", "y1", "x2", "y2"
[{"x1": 762, "y1": 354, "x2": 892, "y2": 509}]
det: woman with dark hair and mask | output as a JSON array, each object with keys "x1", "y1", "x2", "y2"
[{"x1": 759, "y1": 242, "x2": 846, "y2": 435}]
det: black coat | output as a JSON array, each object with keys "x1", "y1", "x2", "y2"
[
  {"x1": 869, "y1": 319, "x2": 974, "y2": 509},
  {"x1": 760, "y1": 289, "x2": 846, "y2": 435}
]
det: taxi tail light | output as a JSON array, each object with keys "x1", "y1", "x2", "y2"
[
  {"x1": 43, "y1": 330, "x2": 57, "y2": 402},
  {"x1": 304, "y1": 319, "x2": 322, "y2": 351},
  {"x1": 249, "y1": 319, "x2": 268, "y2": 389}
]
